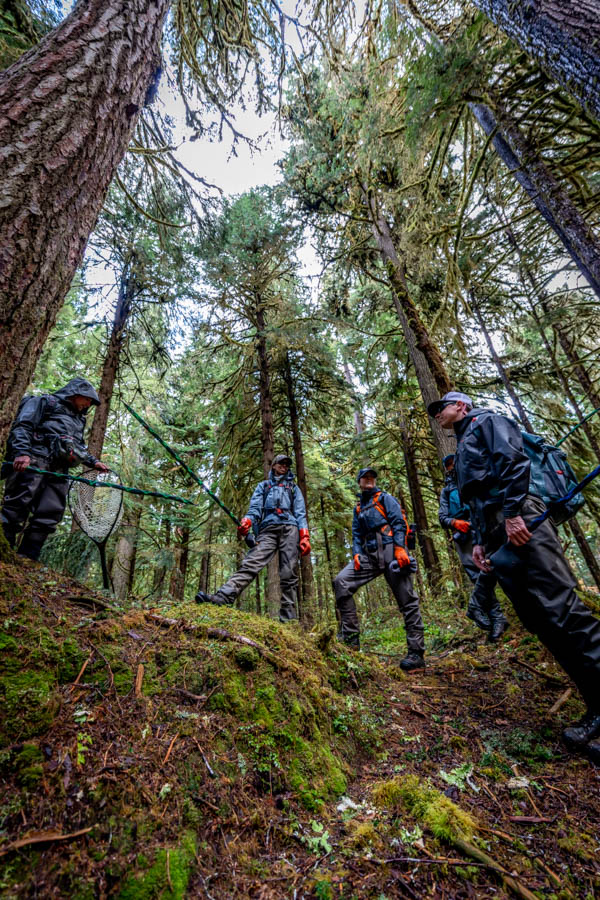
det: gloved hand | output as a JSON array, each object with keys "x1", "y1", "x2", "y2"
[
  {"x1": 452, "y1": 519, "x2": 470, "y2": 533},
  {"x1": 394, "y1": 546, "x2": 411, "y2": 568},
  {"x1": 353, "y1": 554, "x2": 361, "y2": 571},
  {"x1": 299, "y1": 528, "x2": 311, "y2": 557},
  {"x1": 237, "y1": 516, "x2": 252, "y2": 538}
]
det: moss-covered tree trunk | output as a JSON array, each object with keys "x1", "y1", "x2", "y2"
[
  {"x1": 398, "y1": 416, "x2": 441, "y2": 586},
  {"x1": 471, "y1": 100, "x2": 600, "y2": 298},
  {"x1": 471, "y1": 0, "x2": 600, "y2": 124},
  {"x1": 0, "y1": 0, "x2": 169, "y2": 450}
]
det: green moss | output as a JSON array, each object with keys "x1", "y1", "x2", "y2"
[
  {"x1": 373, "y1": 775, "x2": 477, "y2": 844},
  {"x1": 345, "y1": 821, "x2": 379, "y2": 849},
  {"x1": 557, "y1": 826, "x2": 598, "y2": 862},
  {"x1": 0, "y1": 632, "x2": 19, "y2": 672},
  {"x1": 234, "y1": 646, "x2": 259, "y2": 670},
  {"x1": 0, "y1": 670, "x2": 58, "y2": 744},
  {"x1": 117, "y1": 832, "x2": 196, "y2": 900}
]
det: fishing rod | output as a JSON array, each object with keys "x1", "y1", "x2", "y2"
[
  {"x1": 556, "y1": 406, "x2": 600, "y2": 447},
  {"x1": 123, "y1": 401, "x2": 256, "y2": 547},
  {"x1": 2, "y1": 462, "x2": 196, "y2": 506}
]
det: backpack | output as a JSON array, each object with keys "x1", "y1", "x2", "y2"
[
  {"x1": 521, "y1": 432, "x2": 585, "y2": 524},
  {"x1": 355, "y1": 491, "x2": 416, "y2": 548}
]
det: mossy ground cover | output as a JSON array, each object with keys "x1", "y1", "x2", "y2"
[{"x1": 1, "y1": 559, "x2": 599, "y2": 898}]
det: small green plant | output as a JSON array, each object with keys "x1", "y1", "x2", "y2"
[
  {"x1": 304, "y1": 820, "x2": 332, "y2": 854},
  {"x1": 76, "y1": 732, "x2": 92, "y2": 766}
]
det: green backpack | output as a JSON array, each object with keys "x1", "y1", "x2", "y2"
[{"x1": 521, "y1": 432, "x2": 585, "y2": 524}]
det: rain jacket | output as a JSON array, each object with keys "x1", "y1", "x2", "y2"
[
  {"x1": 438, "y1": 470, "x2": 471, "y2": 540},
  {"x1": 246, "y1": 469, "x2": 308, "y2": 534},
  {"x1": 4, "y1": 378, "x2": 100, "y2": 473},
  {"x1": 453, "y1": 407, "x2": 531, "y2": 544},
  {"x1": 352, "y1": 489, "x2": 407, "y2": 556}
]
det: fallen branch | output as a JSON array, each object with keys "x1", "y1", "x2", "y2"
[
  {"x1": 0, "y1": 826, "x2": 93, "y2": 857},
  {"x1": 65, "y1": 595, "x2": 121, "y2": 614},
  {"x1": 453, "y1": 836, "x2": 539, "y2": 900},
  {"x1": 511, "y1": 656, "x2": 566, "y2": 685},
  {"x1": 508, "y1": 816, "x2": 554, "y2": 824}
]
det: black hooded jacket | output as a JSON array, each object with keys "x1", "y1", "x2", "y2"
[
  {"x1": 5, "y1": 378, "x2": 100, "y2": 471},
  {"x1": 453, "y1": 407, "x2": 531, "y2": 543},
  {"x1": 438, "y1": 470, "x2": 471, "y2": 532}
]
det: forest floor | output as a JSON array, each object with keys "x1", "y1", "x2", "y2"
[{"x1": 1, "y1": 558, "x2": 599, "y2": 899}]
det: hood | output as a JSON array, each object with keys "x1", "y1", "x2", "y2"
[
  {"x1": 444, "y1": 470, "x2": 457, "y2": 487},
  {"x1": 269, "y1": 468, "x2": 295, "y2": 484},
  {"x1": 53, "y1": 378, "x2": 100, "y2": 407},
  {"x1": 453, "y1": 407, "x2": 488, "y2": 438}
]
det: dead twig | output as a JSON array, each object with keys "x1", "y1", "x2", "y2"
[
  {"x1": 0, "y1": 826, "x2": 94, "y2": 857},
  {"x1": 134, "y1": 663, "x2": 144, "y2": 698},
  {"x1": 162, "y1": 733, "x2": 179, "y2": 765},
  {"x1": 548, "y1": 687, "x2": 572, "y2": 716},
  {"x1": 71, "y1": 653, "x2": 93, "y2": 690}
]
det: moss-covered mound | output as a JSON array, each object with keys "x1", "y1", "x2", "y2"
[{"x1": 0, "y1": 560, "x2": 389, "y2": 897}]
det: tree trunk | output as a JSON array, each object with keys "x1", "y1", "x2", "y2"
[
  {"x1": 398, "y1": 416, "x2": 441, "y2": 586},
  {"x1": 0, "y1": 0, "x2": 168, "y2": 449},
  {"x1": 198, "y1": 517, "x2": 213, "y2": 594},
  {"x1": 169, "y1": 525, "x2": 190, "y2": 601},
  {"x1": 88, "y1": 258, "x2": 137, "y2": 457},
  {"x1": 471, "y1": 0, "x2": 600, "y2": 125},
  {"x1": 470, "y1": 100, "x2": 600, "y2": 299},
  {"x1": 363, "y1": 190, "x2": 455, "y2": 460},
  {"x1": 283, "y1": 352, "x2": 315, "y2": 625},
  {"x1": 342, "y1": 359, "x2": 368, "y2": 462},
  {"x1": 567, "y1": 516, "x2": 600, "y2": 590},
  {"x1": 255, "y1": 298, "x2": 280, "y2": 616},
  {"x1": 471, "y1": 294, "x2": 535, "y2": 432},
  {"x1": 111, "y1": 503, "x2": 141, "y2": 602}
]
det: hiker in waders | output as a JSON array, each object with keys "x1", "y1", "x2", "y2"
[
  {"x1": 1, "y1": 377, "x2": 109, "y2": 560},
  {"x1": 334, "y1": 467, "x2": 426, "y2": 670},
  {"x1": 428, "y1": 391, "x2": 600, "y2": 764},
  {"x1": 438, "y1": 454, "x2": 508, "y2": 641},
  {"x1": 195, "y1": 454, "x2": 310, "y2": 621}
]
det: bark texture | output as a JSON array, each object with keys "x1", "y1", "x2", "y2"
[
  {"x1": 0, "y1": 0, "x2": 169, "y2": 448},
  {"x1": 398, "y1": 416, "x2": 441, "y2": 586},
  {"x1": 111, "y1": 504, "x2": 141, "y2": 601},
  {"x1": 472, "y1": 0, "x2": 600, "y2": 124},
  {"x1": 471, "y1": 101, "x2": 600, "y2": 298},
  {"x1": 88, "y1": 258, "x2": 137, "y2": 457}
]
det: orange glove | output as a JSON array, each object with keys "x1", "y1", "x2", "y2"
[
  {"x1": 353, "y1": 554, "x2": 361, "y2": 571},
  {"x1": 299, "y1": 528, "x2": 311, "y2": 557},
  {"x1": 394, "y1": 546, "x2": 411, "y2": 568},
  {"x1": 237, "y1": 516, "x2": 252, "y2": 537},
  {"x1": 452, "y1": 519, "x2": 470, "y2": 534}
]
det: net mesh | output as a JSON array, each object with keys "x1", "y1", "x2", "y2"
[{"x1": 69, "y1": 470, "x2": 124, "y2": 542}]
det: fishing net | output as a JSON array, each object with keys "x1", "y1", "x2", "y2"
[{"x1": 69, "y1": 469, "x2": 124, "y2": 541}]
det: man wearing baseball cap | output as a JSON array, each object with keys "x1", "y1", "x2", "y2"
[
  {"x1": 428, "y1": 391, "x2": 600, "y2": 761},
  {"x1": 333, "y1": 466, "x2": 425, "y2": 669},
  {"x1": 196, "y1": 453, "x2": 310, "y2": 621}
]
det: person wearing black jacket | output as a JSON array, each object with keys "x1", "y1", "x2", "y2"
[
  {"x1": 1, "y1": 377, "x2": 108, "y2": 560},
  {"x1": 438, "y1": 454, "x2": 508, "y2": 641},
  {"x1": 428, "y1": 391, "x2": 600, "y2": 760}
]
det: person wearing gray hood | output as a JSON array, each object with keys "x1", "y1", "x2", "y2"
[{"x1": 1, "y1": 377, "x2": 108, "y2": 560}]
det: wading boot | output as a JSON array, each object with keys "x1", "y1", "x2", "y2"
[
  {"x1": 562, "y1": 710, "x2": 600, "y2": 749},
  {"x1": 400, "y1": 652, "x2": 426, "y2": 672},
  {"x1": 586, "y1": 741, "x2": 600, "y2": 765},
  {"x1": 467, "y1": 597, "x2": 491, "y2": 631},
  {"x1": 194, "y1": 590, "x2": 233, "y2": 607},
  {"x1": 341, "y1": 632, "x2": 361, "y2": 652},
  {"x1": 488, "y1": 610, "x2": 509, "y2": 643}
]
